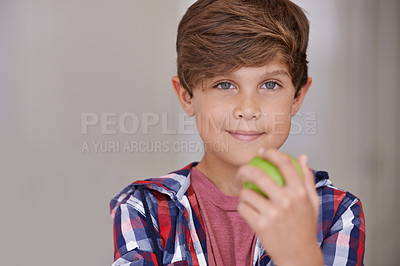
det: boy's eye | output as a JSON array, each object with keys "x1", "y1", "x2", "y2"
[
  {"x1": 262, "y1": 81, "x2": 280, "y2": 90},
  {"x1": 217, "y1": 82, "x2": 234, "y2": 90}
]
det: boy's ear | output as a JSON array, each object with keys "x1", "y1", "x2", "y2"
[
  {"x1": 171, "y1": 76, "x2": 194, "y2": 116},
  {"x1": 291, "y1": 77, "x2": 312, "y2": 116}
]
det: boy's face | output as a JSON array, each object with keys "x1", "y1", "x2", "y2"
[{"x1": 173, "y1": 59, "x2": 311, "y2": 167}]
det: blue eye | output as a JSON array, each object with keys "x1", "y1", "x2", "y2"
[
  {"x1": 262, "y1": 81, "x2": 280, "y2": 90},
  {"x1": 217, "y1": 82, "x2": 234, "y2": 90}
]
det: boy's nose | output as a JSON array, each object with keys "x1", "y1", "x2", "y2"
[{"x1": 233, "y1": 95, "x2": 261, "y2": 120}]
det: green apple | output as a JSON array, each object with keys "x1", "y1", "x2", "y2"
[{"x1": 243, "y1": 154, "x2": 303, "y2": 197}]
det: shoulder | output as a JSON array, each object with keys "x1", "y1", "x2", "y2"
[
  {"x1": 314, "y1": 169, "x2": 365, "y2": 240},
  {"x1": 109, "y1": 162, "x2": 198, "y2": 219},
  {"x1": 314, "y1": 170, "x2": 363, "y2": 214},
  {"x1": 314, "y1": 170, "x2": 366, "y2": 264}
]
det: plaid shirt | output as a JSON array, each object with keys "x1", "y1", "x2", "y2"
[{"x1": 110, "y1": 162, "x2": 365, "y2": 265}]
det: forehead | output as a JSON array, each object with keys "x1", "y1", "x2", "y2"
[{"x1": 211, "y1": 60, "x2": 291, "y2": 81}]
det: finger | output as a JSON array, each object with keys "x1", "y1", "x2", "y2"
[
  {"x1": 238, "y1": 188, "x2": 274, "y2": 232},
  {"x1": 238, "y1": 199, "x2": 260, "y2": 231},
  {"x1": 239, "y1": 187, "x2": 274, "y2": 215},
  {"x1": 237, "y1": 164, "x2": 285, "y2": 201},
  {"x1": 298, "y1": 154, "x2": 320, "y2": 217},
  {"x1": 259, "y1": 149, "x2": 303, "y2": 188}
]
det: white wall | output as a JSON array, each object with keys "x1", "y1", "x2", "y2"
[
  {"x1": 0, "y1": 0, "x2": 398, "y2": 265},
  {"x1": 0, "y1": 0, "x2": 181, "y2": 265}
]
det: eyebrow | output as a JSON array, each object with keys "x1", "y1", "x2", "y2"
[
  {"x1": 263, "y1": 70, "x2": 291, "y2": 78},
  {"x1": 224, "y1": 69, "x2": 291, "y2": 80}
]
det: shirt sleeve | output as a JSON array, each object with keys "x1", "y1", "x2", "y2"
[
  {"x1": 111, "y1": 189, "x2": 161, "y2": 266},
  {"x1": 321, "y1": 195, "x2": 366, "y2": 266}
]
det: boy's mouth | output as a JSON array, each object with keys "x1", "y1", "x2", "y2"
[{"x1": 227, "y1": 130, "x2": 265, "y2": 141}]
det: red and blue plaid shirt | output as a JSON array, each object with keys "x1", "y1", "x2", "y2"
[{"x1": 110, "y1": 162, "x2": 365, "y2": 265}]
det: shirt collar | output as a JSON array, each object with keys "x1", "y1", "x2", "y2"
[{"x1": 134, "y1": 162, "x2": 331, "y2": 197}]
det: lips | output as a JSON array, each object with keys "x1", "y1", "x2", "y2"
[{"x1": 227, "y1": 130, "x2": 265, "y2": 141}]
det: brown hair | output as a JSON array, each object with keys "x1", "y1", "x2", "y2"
[{"x1": 176, "y1": 0, "x2": 309, "y2": 98}]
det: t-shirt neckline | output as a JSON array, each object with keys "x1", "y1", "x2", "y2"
[{"x1": 191, "y1": 166, "x2": 240, "y2": 211}]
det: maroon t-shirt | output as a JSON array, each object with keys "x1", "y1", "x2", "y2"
[{"x1": 191, "y1": 167, "x2": 256, "y2": 265}]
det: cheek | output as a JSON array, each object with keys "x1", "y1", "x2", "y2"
[
  {"x1": 261, "y1": 99, "x2": 293, "y2": 133},
  {"x1": 268, "y1": 114, "x2": 291, "y2": 135},
  {"x1": 194, "y1": 102, "x2": 230, "y2": 136}
]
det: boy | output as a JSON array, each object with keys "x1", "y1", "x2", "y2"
[{"x1": 110, "y1": 0, "x2": 365, "y2": 265}]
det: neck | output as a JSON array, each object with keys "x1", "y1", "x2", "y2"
[{"x1": 195, "y1": 152, "x2": 241, "y2": 196}]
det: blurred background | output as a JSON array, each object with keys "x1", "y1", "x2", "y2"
[{"x1": 0, "y1": 0, "x2": 399, "y2": 265}]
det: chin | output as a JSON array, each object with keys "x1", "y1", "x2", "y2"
[{"x1": 225, "y1": 149, "x2": 260, "y2": 166}]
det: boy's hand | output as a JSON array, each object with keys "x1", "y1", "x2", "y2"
[{"x1": 236, "y1": 149, "x2": 324, "y2": 266}]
